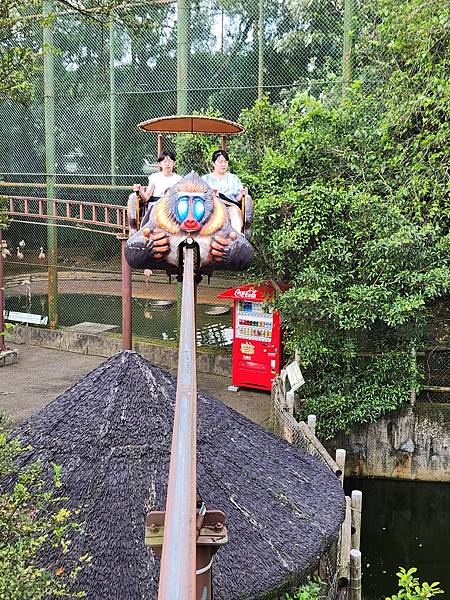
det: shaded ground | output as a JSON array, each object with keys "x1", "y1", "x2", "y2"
[{"x1": 0, "y1": 342, "x2": 270, "y2": 426}]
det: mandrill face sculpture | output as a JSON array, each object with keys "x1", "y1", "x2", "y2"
[
  {"x1": 125, "y1": 171, "x2": 253, "y2": 274},
  {"x1": 175, "y1": 193, "x2": 206, "y2": 232}
]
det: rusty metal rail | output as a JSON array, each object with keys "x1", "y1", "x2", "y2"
[
  {"x1": 7, "y1": 195, "x2": 128, "y2": 232},
  {"x1": 0, "y1": 180, "x2": 131, "y2": 191},
  {"x1": 158, "y1": 239, "x2": 198, "y2": 600}
]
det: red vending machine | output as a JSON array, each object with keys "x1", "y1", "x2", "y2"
[{"x1": 218, "y1": 282, "x2": 281, "y2": 391}]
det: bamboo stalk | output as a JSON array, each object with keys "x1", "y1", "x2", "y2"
[
  {"x1": 338, "y1": 496, "x2": 352, "y2": 588},
  {"x1": 350, "y1": 549, "x2": 362, "y2": 600},
  {"x1": 298, "y1": 421, "x2": 342, "y2": 476},
  {"x1": 336, "y1": 449, "x2": 346, "y2": 486},
  {"x1": 351, "y1": 490, "x2": 362, "y2": 551}
]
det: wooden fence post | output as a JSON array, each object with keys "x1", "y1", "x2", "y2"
[
  {"x1": 307, "y1": 414, "x2": 316, "y2": 436},
  {"x1": 286, "y1": 390, "x2": 295, "y2": 415},
  {"x1": 336, "y1": 449, "x2": 346, "y2": 486},
  {"x1": 351, "y1": 490, "x2": 362, "y2": 551},
  {"x1": 350, "y1": 549, "x2": 362, "y2": 600},
  {"x1": 338, "y1": 496, "x2": 351, "y2": 588}
]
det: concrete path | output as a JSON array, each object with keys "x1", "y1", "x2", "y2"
[{"x1": 0, "y1": 342, "x2": 271, "y2": 427}]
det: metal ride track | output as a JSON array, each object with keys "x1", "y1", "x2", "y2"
[
  {"x1": 146, "y1": 239, "x2": 227, "y2": 600},
  {"x1": 158, "y1": 238, "x2": 198, "y2": 599}
]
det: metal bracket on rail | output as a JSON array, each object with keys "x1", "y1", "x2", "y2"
[
  {"x1": 145, "y1": 508, "x2": 228, "y2": 599},
  {"x1": 177, "y1": 237, "x2": 202, "y2": 284}
]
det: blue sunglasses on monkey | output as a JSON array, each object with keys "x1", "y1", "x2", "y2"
[{"x1": 176, "y1": 194, "x2": 206, "y2": 231}]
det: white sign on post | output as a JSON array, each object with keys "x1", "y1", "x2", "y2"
[
  {"x1": 285, "y1": 360, "x2": 305, "y2": 392},
  {"x1": 3, "y1": 310, "x2": 48, "y2": 325}
]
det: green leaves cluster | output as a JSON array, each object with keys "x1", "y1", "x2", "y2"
[
  {"x1": 0, "y1": 430, "x2": 88, "y2": 599},
  {"x1": 284, "y1": 576, "x2": 323, "y2": 600},
  {"x1": 386, "y1": 567, "x2": 444, "y2": 600},
  {"x1": 229, "y1": 0, "x2": 450, "y2": 438}
]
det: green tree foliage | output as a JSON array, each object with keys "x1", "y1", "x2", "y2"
[
  {"x1": 0, "y1": 429, "x2": 89, "y2": 599},
  {"x1": 386, "y1": 567, "x2": 444, "y2": 600},
  {"x1": 0, "y1": 1, "x2": 136, "y2": 104},
  {"x1": 366, "y1": 0, "x2": 450, "y2": 220},
  {"x1": 231, "y1": 0, "x2": 450, "y2": 438}
]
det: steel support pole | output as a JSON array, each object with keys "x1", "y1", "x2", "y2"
[
  {"x1": 0, "y1": 229, "x2": 6, "y2": 352},
  {"x1": 196, "y1": 546, "x2": 215, "y2": 600},
  {"x1": 43, "y1": 0, "x2": 58, "y2": 329},
  {"x1": 257, "y1": 0, "x2": 265, "y2": 98},
  {"x1": 157, "y1": 133, "x2": 163, "y2": 157},
  {"x1": 176, "y1": 0, "x2": 190, "y2": 114},
  {"x1": 118, "y1": 234, "x2": 132, "y2": 350},
  {"x1": 110, "y1": 16, "x2": 116, "y2": 186},
  {"x1": 158, "y1": 242, "x2": 197, "y2": 600},
  {"x1": 342, "y1": 0, "x2": 355, "y2": 100}
]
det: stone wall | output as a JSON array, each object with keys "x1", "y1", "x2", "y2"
[{"x1": 326, "y1": 403, "x2": 450, "y2": 482}]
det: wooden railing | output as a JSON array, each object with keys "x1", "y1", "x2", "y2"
[{"x1": 7, "y1": 195, "x2": 128, "y2": 233}]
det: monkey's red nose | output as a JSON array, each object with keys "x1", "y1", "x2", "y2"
[{"x1": 181, "y1": 219, "x2": 201, "y2": 232}]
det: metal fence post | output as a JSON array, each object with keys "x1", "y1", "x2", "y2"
[
  {"x1": 117, "y1": 234, "x2": 132, "y2": 350},
  {"x1": 0, "y1": 228, "x2": 5, "y2": 352},
  {"x1": 43, "y1": 0, "x2": 58, "y2": 330},
  {"x1": 410, "y1": 347, "x2": 417, "y2": 405},
  {"x1": 257, "y1": 0, "x2": 265, "y2": 98},
  {"x1": 177, "y1": 0, "x2": 190, "y2": 114},
  {"x1": 110, "y1": 14, "x2": 116, "y2": 186},
  {"x1": 341, "y1": 0, "x2": 355, "y2": 100}
]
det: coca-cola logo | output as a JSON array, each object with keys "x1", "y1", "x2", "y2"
[{"x1": 235, "y1": 288, "x2": 257, "y2": 299}]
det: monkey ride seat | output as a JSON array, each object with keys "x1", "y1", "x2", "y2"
[
  {"x1": 125, "y1": 171, "x2": 253, "y2": 275},
  {"x1": 125, "y1": 115, "x2": 254, "y2": 275}
]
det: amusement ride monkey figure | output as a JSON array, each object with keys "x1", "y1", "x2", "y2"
[{"x1": 125, "y1": 172, "x2": 253, "y2": 273}]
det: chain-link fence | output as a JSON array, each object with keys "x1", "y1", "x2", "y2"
[
  {"x1": 1, "y1": 0, "x2": 377, "y2": 350},
  {"x1": 417, "y1": 348, "x2": 450, "y2": 404}
]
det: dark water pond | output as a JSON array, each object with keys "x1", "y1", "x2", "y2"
[
  {"x1": 6, "y1": 292, "x2": 232, "y2": 349},
  {"x1": 344, "y1": 477, "x2": 450, "y2": 599}
]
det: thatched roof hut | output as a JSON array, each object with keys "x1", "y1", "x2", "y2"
[{"x1": 12, "y1": 351, "x2": 345, "y2": 599}]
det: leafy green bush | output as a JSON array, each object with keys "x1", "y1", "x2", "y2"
[
  {"x1": 284, "y1": 576, "x2": 323, "y2": 600},
  {"x1": 229, "y1": 0, "x2": 450, "y2": 438},
  {"x1": 386, "y1": 567, "x2": 444, "y2": 600},
  {"x1": 0, "y1": 430, "x2": 88, "y2": 599}
]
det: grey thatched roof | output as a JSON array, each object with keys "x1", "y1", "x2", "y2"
[{"x1": 12, "y1": 351, "x2": 345, "y2": 600}]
